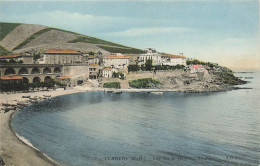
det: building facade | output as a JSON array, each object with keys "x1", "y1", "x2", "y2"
[
  {"x1": 102, "y1": 68, "x2": 118, "y2": 78},
  {"x1": 161, "y1": 54, "x2": 186, "y2": 66},
  {"x1": 139, "y1": 53, "x2": 161, "y2": 66},
  {"x1": 103, "y1": 55, "x2": 130, "y2": 68},
  {"x1": 39, "y1": 49, "x2": 82, "y2": 64},
  {"x1": 0, "y1": 54, "x2": 33, "y2": 64}
]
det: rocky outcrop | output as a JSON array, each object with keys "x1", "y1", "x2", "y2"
[{"x1": 114, "y1": 68, "x2": 247, "y2": 92}]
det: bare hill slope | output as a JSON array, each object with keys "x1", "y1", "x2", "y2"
[
  {"x1": 0, "y1": 24, "x2": 47, "y2": 50},
  {"x1": 0, "y1": 22, "x2": 144, "y2": 55}
]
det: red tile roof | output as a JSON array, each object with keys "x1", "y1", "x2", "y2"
[
  {"x1": 162, "y1": 54, "x2": 186, "y2": 58},
  {"x1": 104, "y1": 56, "x2": 130, "y2": 59},
  {"x1": 89, "y1": 64, "x2": 99, "y2": 67},
  {"x1": 103, "y1": 67, "x2": 113, "y2": 71},
  {"x1": 0, "y1": 54, "x2": 22, "y2": 59},
  {"x1": 0, "y1": 76, "x2": 23, "y2": 80},
  {"x1": 57, "y1": 76, "x2": 70, "y2": 79},
  {"x1": 45, "y1": 49, "x2": 80, "y2": 54},
  {"x1": 191, "y1": 65, "x2": 203, "y2": 69}
]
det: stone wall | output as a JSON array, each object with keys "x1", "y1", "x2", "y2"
[{"x1": 63, "y1": 65, "x2": 89, "y2": 85}]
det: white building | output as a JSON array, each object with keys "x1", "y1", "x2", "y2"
[
  {"x1": 190, "y1": 65, "x2": 206, "y2": 73},
  {"x1": 139, "y1": 52, "x2": 161, "y2": 66},
  {"x1": 103, "y1": 55, "x2": 130, "y2": 68},
  {"x1": 39, "y1": 49, "x2": 82, "y2": 64},
  {"x1": 161, "y1": 54, "x2": 186, "y2": 66},
  {"x1": 88, "y1": 56, "x2": 99, "y2": 64},
  {"x1": 102, "y1": 68, "x2": 118, "y2": 78}
]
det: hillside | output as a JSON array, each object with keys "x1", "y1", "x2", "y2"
[{"x1": 0, "y1": 22, "x2": 144, "y2": 55}]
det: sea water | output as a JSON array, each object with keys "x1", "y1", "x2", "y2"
[{"x1": 12, "y1": 73, "x2": 260, "y2": 166}]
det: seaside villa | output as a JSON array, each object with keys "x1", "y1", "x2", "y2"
[
  {"x1": 103, "y1": 54, "x2": 130, "y2": 69},
  {"x1": 190, "y1": 64, "x2": 206, "y2": 73},
  {"x1": 102, "y1": 67, "x2": 118, "y2": 78},
  {"x1": 139, "y1": 48, "x2": 161, "y2": 66},
  {"x1": 39, "y1": 49, "x2": 82, "y2": 64},
  {"x1": 161, "y1": 54, "x2": 186, "y2": 66}
]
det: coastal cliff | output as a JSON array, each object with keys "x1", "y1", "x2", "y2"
[{"x1": 102, "y1": 67, "x2": 247, "y2": 92}]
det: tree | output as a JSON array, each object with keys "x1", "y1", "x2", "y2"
[
  {"x1": 145, "y1": 59, "x2": 153, "y2": 71},
  {"x1": 18, "y1": 60, "x2": 23, "y2": 63},
  {"x1": 33, "y1": 53, "x2": 41, "y2": 61},
  {"x1": 9, "y1": 59, "x2": 16, "y2": 63},
  {"x1": 119, "y1": 73, "x2": 124, "y2": 80},
  {"x1": 128, "y1": 64, "x2": 140, "y2": 72},
  {"x1": 89, "y1": 51, "x2": 95, "y2": 56},
  {"x1": 97, "y1": 51, "x2": 102, "y2": 55},
  {"x1": 112, "y1": 72, "x2": 119, "y2": 78}
]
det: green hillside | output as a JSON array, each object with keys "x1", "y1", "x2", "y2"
[
  {"x1": 98, "y1": 46, "x2": 144, "y2": 54},
  {"x1": 68, "y1": 36, "x2": 129, "y2": 48},
  {"x1": 0, "y1": 45, "x2": 11, "y2": 55},
  {"x1": 0, "y1": 23, "x2": 20, "y2": 41}
]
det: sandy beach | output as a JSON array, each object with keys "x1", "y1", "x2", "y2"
[{"x1": 0, "y1": 86, "x2": 100, "y2": 166}]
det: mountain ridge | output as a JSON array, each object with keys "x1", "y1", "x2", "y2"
[{"x1": 0, "y1": 22, "x2": 144, "y2": 55}]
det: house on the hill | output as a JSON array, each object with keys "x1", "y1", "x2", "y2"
[
  {"x1": 103, "y1": 54, "x2": 130, "y2": 69},
  {"x1": 89, "y1": 64, "x2": 100, "y2": 79},
  {"x1": 39, "y1": 49, "x2": 82, "y2": 64},
  {"x1": 161, "y1": 54, "x2": 186, "y2": 66},
  {"x1": 88, "y1": 56, "x2": 99, "y2": 64},
  {"x1": 0, "y1": 54, "x2": 33, "y2": 64},
  {"x1": 102, "y1": 67, "x2": 118, "y2": 78},
  {"x1": 139, "y1": 48, "x2": 161, "y2": 66},
  {"x1": 190, "y1": 64, "x2": 206, "y2": 73}
]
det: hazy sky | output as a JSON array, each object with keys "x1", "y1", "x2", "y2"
[{"x1": 0, "y1": 0, "x2": 259, "y2": 71}]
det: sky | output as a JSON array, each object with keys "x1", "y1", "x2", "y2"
[{"x1": 0, "y1": 0, "x2": 259, "y2": 71}]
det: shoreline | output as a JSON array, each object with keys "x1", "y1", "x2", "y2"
[
  {"x1": 0, "y1": 86, "x2": 100, "y2": 166},
  {"x1": 0, "y1": 84, "x2": 248, "y2": 166}
]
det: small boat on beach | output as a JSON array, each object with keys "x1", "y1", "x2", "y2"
[
  {"x1": 30, "y1": 100, "x2": 38, "y2": 103},
  {"x1": 1, "y1": 103, "x2": 16, "y2": 107},
  {"x1": 22, "y1": 95, "x2": 30, "y2": 98},
  {"x1": 43, "y1": 95, "x2": 51, "y2": 97},
  {"x1": 17, "y1": 102, "x2": 28, "y2": 107}
]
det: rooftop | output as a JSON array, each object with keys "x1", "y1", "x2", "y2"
[
  {"x1": 0, "y1": 76, "x2": 23, "y2": 80},
  {"x1": 0, "y1": 54, "x2": 22, "y2": 59},
  {"x1": 103, "y1": 67, "x2": 113, "y2": 71},
  {"x1": 104, "y1": 56, "x2": 130, "y2": 59},
  {"x1": 162, "y1": 54, "x2": 186, "y2": 58},
  {"x1": 45, "y1": 49, "x2": 80, "y2": 54},
  {"x1": 57, "y1": 76, "x2": 70, "y2": 79},
  {"x1": 89, "y1": 64, "x2": 99, "y2": 67}
]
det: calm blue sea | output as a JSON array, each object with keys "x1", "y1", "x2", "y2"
[{"x1": 12, "y1": 73, "x2": 260, "y2": 166}]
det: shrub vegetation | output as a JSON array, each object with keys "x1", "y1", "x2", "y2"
[
  {"x1": 0, "y1": 45, "x2": 11, "y2": 56},
  {"x1": 0, "y1": 23, "x2": 20, "y2": 40},
  {"x1": 98, "y1": 46, "x2": 145, "y2": 54},
  {"x1": 103, "y1": 82, "x2": 121, "y2": 88},
  {"x1": 129, "y1": 78, "x2": 160, "y2": 89}
]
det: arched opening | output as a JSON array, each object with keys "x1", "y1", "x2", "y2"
[
  {"x1": 44, "y1": 76, "x2": 52, "y2": 82},
  {"x1": 31, "y1": 67, "x2": 40, "y2": 74},
  {"x1": 4, "y1": 68, "x2": 16, "y2": 75},
  {"x1": 19, "y1": 67, "x2": 28, "y2": 74},
  {"x1": 33, "y1": 77, "x2": 41, "y2": 83},
  {"x1": 54, "y1": 67, "x2": 61, "y2": 73},
  {"x1": 22, "y1": 77, "x2": 29, "y2": 84},
  {"x1": 43, "y1": 67, "x2": 51, "y2": 74}
]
